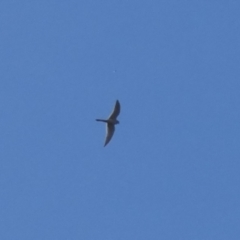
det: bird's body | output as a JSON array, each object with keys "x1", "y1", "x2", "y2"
[
  {"x1": 96, "y1": 100, "x2": 120, "y2": 146},
  {"x1": 96, "y1": 119, "x2": 119, "y2": 124}
]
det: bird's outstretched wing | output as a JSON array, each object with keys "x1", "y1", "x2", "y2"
[
  {"x1": 108, "y1": 100, "x2": 120, "y2": 120},
  {"x1": 104, "y1": 123, "x2": 115, "y2": 146}
]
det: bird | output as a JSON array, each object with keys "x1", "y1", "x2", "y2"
[{"x1": 96, "y1": 100, "x2": 120, "y2": 147}]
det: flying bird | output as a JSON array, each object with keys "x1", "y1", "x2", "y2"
[{"x1": 96, "y1": 100, "x2": 120, "y2": 147}]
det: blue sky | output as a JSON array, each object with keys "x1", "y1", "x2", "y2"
[{"x1": 0, "y1": 1, "x2": 240, "y2": 239}]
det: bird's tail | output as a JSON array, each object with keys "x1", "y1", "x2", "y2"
[{"x1": 96, "y1": 119, "x2": 108, "y2": 123}]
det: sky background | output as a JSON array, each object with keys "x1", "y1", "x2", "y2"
[{"x1": 0, "y1": 1, "x2": 240, "y2": 239}]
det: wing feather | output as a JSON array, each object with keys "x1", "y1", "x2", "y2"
[
  {"x1": 104, "y1": 123, "x2": 115, "y2": 146},
  {"x1": 108, "y1": 100, "x2": 120, "y2": 120}
]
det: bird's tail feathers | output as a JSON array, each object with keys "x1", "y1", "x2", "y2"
[{"x1": 96, "y1": 119, "x2": 108, "y2": 123}]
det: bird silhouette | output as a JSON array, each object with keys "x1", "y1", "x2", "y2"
[{"x1": 96, "y1": 100, "x2": 120, "y2": 146}]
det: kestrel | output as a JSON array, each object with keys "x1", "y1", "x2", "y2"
[{"x1": 96, "y1": 100, "x2": 120, "y2": 147}]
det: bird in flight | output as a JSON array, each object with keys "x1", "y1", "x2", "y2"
[{"x1": 96, "y1": 100, "x2": 121, "y2": 147}]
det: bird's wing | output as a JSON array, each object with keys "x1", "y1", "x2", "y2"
[
  {"x1": 108, "y1": 100, "x2": 120, "y2": 120},
  {"x1": 104, "y1": 123, "x2": 115, "y2": 146}
]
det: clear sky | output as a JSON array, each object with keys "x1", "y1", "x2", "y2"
[{"x1": 0, "y1": 1, "x2": 240, "y2": 239}]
